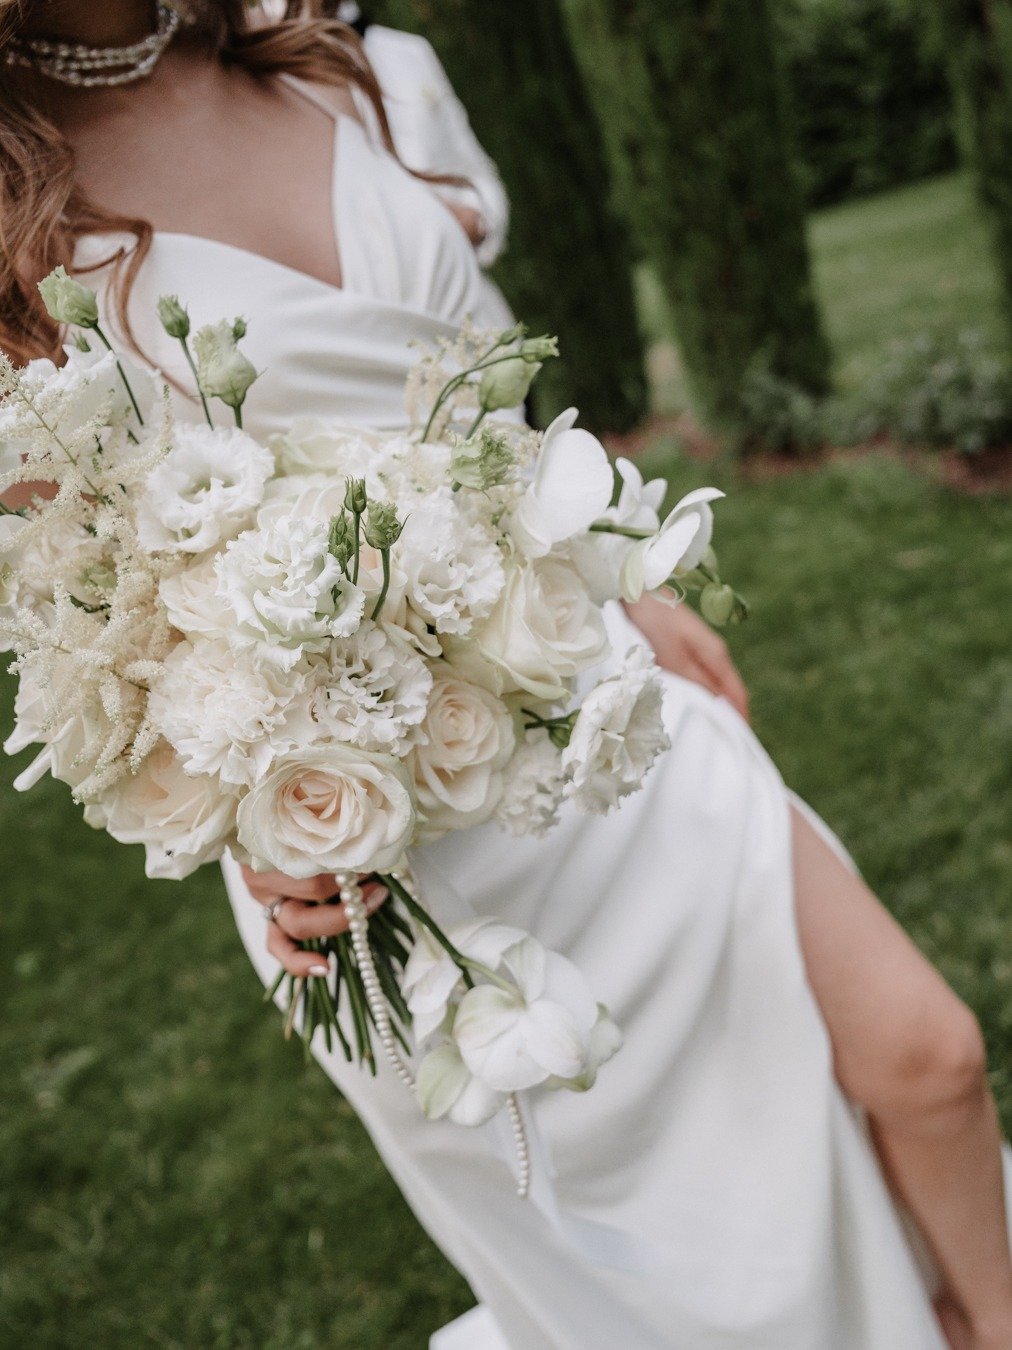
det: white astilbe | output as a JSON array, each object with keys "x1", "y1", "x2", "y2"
[
  {"x1": 494, "y1": 729, "x2": 567, "y2": 838},
  {"x1": 302, "y1": 622, "x2": 432, "y2": 755}
]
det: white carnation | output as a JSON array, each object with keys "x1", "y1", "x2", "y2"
[
  {"x1": 398, "y1": 490, "x2": 505, "y2": 637},
  {"x1": 495, "y1": 729, "x2": 566, "y2": 838},
  {"x1": 562, "y1": 645, "x2": 670, "y2": 815},
  {"x1": 148, "y1": 638, "x2": 306, "y2": 787},
  {"x1": 303, "y1": 622, "x2": 432, "y2": 755},
  {"x1": 136, "y1": 424, "x2": 273, "y2": 554},
  {"x1": 159, "y1": 555, "x2": 232, "y2": 639},
  {"x1": 215, "y1": 513, "x2": 365, "y2": 669}
]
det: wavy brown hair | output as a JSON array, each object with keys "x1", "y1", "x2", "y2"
[{"x1": 0, "y1": 2, "x2": 402, "y2": 365}]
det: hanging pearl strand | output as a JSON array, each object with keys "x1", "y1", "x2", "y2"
[
  {"x1": 335, "y1": 870, "x2": 532, "y2": 1200},
  {"x1": 4, "y1": 4, "x2": 180, "y2": 88}
]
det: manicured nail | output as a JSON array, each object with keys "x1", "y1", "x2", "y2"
[{"x1": 308, "y1": 964, "x2": 329, "y2": 977}]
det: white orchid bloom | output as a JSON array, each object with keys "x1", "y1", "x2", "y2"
[
  {"x1": 619, "y1": 486, "x2": 725, "y2": 602},
  {"x1": 511, "y1": 408, "x2": 615, "y2": 558},
  {"x1": 401, "y1": 921, "x2": 526, "y2": 1042},
  {"x1": 453, "y1": 935, "x2": 600, "y2": 1092},
  {"x1": 416, "y1": 1042, "x2": 507, "y2": 1126},
  {"x1": 545, "y1": 1005, "x2": 624, "y2": 1092}
]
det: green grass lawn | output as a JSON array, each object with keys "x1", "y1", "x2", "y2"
[
  {"x1": 2, "y1": 451, "x2": 1010, "y2": 1348},
  {"x1": 642, "y1": 170, "x2": 1007, "y2": 413}
]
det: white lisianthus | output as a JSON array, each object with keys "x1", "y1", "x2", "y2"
[
  {"x1": 215, "y1": 514, "x2": 365, "y2": 668},
  {"x1": 148, "y1": 638, "x2": 305, "y2": 787},
  {"x1": 453, "y1": 934, "x2": 603, "y2": 1092},
  {"x1": 510, "y1": 408, "x2": 615, "y2": 559},
  {"x1": 474, "y1": 557, "x2": 608, "y2": 701},
  {"x1": 192, "y1": 319, "x2": 257, "y2": 411},
  {"x1": 397, "y1": 491, "x2": 505, "y2": 636},
  {"x1": 562, "y1": 646, "x2": 670, "y2": 815},
  {"x1": 136, "y1": 424, "x2": 273, "y2": 554},
  {"x1": 416, "y1": 1043, "x2": 507, "y2": 1126},
  {"x1": 303, "y1": 623, "x2": 431, "y2": 754},
  {"x1": 494, "y1": 729, "x2": 567, "y2": 838},
  {"x1": 410, "y1": 671, "x2": 515, "y2": 835},
  {"x1": 93, "y1": 740, "x2": 239, "y2": 880},
  {"x1": 619, "y1": 487, "x2": 725, "y2": 602},
  {"x1": 159, "y1": 555, "x2": 232, "y2": 639},
  {"x1": 236, "y1": 745, "x2": 415, "y2": 878}
]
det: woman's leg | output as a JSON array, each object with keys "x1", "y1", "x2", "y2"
[{"x1": 790, "y1": 807, "x2": 1012, "y2": 1347}]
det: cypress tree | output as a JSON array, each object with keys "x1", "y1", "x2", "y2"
[
  {"x1": 934, "y1": 0, "x2": 1012, "y2": 332},
  {"x1": 565, "y1": 0, "x2": 832, "y2": 428},
  {"x1": 364, "y1": 0, "x2": 649, "y2": 432}
]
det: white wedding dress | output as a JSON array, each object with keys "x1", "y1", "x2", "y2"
[{"x1": 76, "y1": 79, "x2": 1009, "y2": 1349}]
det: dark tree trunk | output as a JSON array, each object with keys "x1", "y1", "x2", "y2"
[
  {"x1": 566, "y1": 0, "x2": 832, "y2": 428},
  {"x1": 368, "y1": 0, "x2": 649, "y2": 433}
]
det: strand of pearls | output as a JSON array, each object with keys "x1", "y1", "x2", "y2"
[
  {"x1": 335, "y1": 870, "x2": 532, "y2": 1199},
  {"x1": 5, "y1": 4, "x2": 180, "y2": 88}
]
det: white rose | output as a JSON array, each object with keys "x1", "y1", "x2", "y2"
[
  {"x1": 96, "y1": 741, "x2": 238, "y2": 880},
  {"x1": 619, "y1": 487, "x2": 725, "y2": 602},
  {"x1": 159, "y1": 555, "x2": 232, "y2": 639},
  {"x1": 215, "y1": 514, "x2": 365, "y2": 669},
  {"x1": 148, "y1": 638, "x2": 306, "y2": 788},
  {"x1": 410, "y1": 670, "x2": 515, "y2": 835},
  {"x1": 236, "y1": 746, "x2": 415, "y2": 879},
  {"x1": 562, "y1": 645, "x2": 670, "y2": 814},
  {"x1": 474, "y1": 557, "x2": 608, "y2": 701},
  {"x1": 494, "y1": 729, "x2": 566, "y2": 838},
  {"x1": 136, "y1": 424, "x2": 273, "y2": 554},
  {"x1": 510, "y1": 408, "x2": 616, "y2": 559},
  {"x1": 269, "y1": 420, "x2": 390, "y2": 481}
]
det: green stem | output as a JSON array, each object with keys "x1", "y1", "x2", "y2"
[
  {"x1": 233, "y1": 403, "x2": 243, "y2": 430},
  {"x1": 419, "y1": 338, "x2": 518, "y2": 442},
  {"x1": 370, "y1": 550, "x2": 391, "y2": 621},
  {"x1": 379, "y1": 873, "x2": 475, "y2": 990},
  {"x1": 93, "y1": 323, "x2": 144, "y2": 426},
  {"x1": 463, "y1": 406, "x2": 488, "y2": 439},
  {"x1": 351, "y1": 511, "x2": 361, "y2": 585},
  {"x1": 588, "y1": 521, "x2": 652, "y2": 540},
  {"x1": 178, "y1": 338, "x2": 213, "y2": 427}
]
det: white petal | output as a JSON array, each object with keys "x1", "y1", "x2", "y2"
[
  {"x1": 501, "y1": 935, "x2": 547, "y2": 1001},
  {"x1": 523, "y1": 1002, "x2": 590, "y2": 1080},
  {"x1": 447, "y1": 1073, "x2": 507, "y2": 1126},
  {"x1": 417, "y1": 1044, "x2": 470, "y2": 1120},
  {"x1": 641, "y1": 517, "x2": 699, "y2": 590}
]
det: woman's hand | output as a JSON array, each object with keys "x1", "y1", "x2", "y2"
[
  {"x1": 241, "y1": 867, "x2": 389, "y2": 979},
  {"x1": 625, "y1": 593, "x2": 751, "y2": 723}
]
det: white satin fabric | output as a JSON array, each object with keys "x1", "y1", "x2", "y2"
[{"x1": 76, "y1": 83, "x2": 1010, "y2": 1347}]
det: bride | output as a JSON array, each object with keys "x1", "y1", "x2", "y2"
[{"x1": 2, "y1": 3, "x2": 1010, "y2": 1346}]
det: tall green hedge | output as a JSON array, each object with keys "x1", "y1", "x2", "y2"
[
  {"x1": 566, "y1": 0, "x2": 831, "y2": 428},
  {"x1": 368, "y1": 0, "x2": 648, "y2": 432},
  {"x1": 933, "y1": 0, "x2": 1012, "y2": 333},
  {"x1": 779, "y1": 0, "x2": 957, "y2": 206}
]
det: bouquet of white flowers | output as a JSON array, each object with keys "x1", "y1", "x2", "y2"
[{"x1": 1, "y1": 269, "x2": 744, "y2": 1191}]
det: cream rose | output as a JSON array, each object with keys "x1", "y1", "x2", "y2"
[
  {"x1": 474, "y1": 557, "x2": 609, "y2": 701},
  {"x1": 236, "y1": 746, "x2": 415, "y2": 879},
  {"x1": 411, "y1": 671, "x2": 515, "y2": 835},
  {"x1": 94, "y1": 741, "x2": 238, "y2": 880}
]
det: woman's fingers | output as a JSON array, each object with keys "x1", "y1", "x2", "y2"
[
  {"x1": 273, "y1": 884, "x2": 389, "y2": 941},
  {"x1": 266, "y1": 921, "x2": 332, "y2": 979},
  {"x1": 242, "y1": 867, "x2": 343, "y2": 904}
]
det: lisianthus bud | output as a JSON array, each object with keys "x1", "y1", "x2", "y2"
[
  {"x1": 328, "y1": 511, "x2": 354, "y2": 569},
  {"x1": 157, "y1": 295, "x2": 190, "y2": 340},
  {"x1": 231, "y1": 317, "x2": 248, "y2": 340},
  {"x1": 192, "y1": 319, "x2": 258, "y2": 410},
  {"x1": 344, "y1": 477, "x2": 368, "y2": 515},
  {"x1": 450, "y1": 428, "x2": 517, "y2": 491},
  {"x1": 519, "y1": 335, "x2": 559, "y2": 362},
  {"x1": 37, "y1": 266, "x2": 99, "y2": 328},
  {"x1": 364, "y1": 500, "x2": 403, "y2": 550},
  {"x1": 700, "y1": 582, "x2": 736, "y2": 627},
  {"x1": 478, "y1": 357, "x2": 541, "y2": 411}
]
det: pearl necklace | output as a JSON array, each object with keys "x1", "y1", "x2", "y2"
[{"x1": 5, "y1": 4, "x2": 181, "y2": 88}]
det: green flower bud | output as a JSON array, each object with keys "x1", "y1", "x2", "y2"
[
  {"x1": 364, "y1": 500, "x2": 403, "y2": 550},
  {"x1": 328, "y1": 511, "x2": 354, "y2": 570},
  {"x1": 157, "y1": 294, "x2": 190, "y2": 340},
  {"x1": 700, "y1": 582, "x2": 736, "y2": 627},
  {"x1": 231, "y1": 317, "x2": 248, "y2": 341},
  {"x1": 72, "y1": 334, "x2": 92, "y2": 353},
  {"x1": 450, "y1": 427, "x2": 517, "y2": 492},
  {"x1": 37, "y1": 266, "x2": 99, "y2": 328},
  {"x1": 478, "y1": 357, "x2": 541, "y2": 412},
  {"x1": 192, "y1": 319, "x2": 258, "y2": 410},
  {"x1": 700, "y1": 545, "x2": 719, "y2": 574},
  {"x1": 519, "y1": 335, "x2": 559, "y2": 362},
  {"x1": 344, "y1": 477, "x2": 368, "y2": 515}
]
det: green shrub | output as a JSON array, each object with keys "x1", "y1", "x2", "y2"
[{"x1": 777, "y1": 0, "x2": 958, "y2": 206}]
